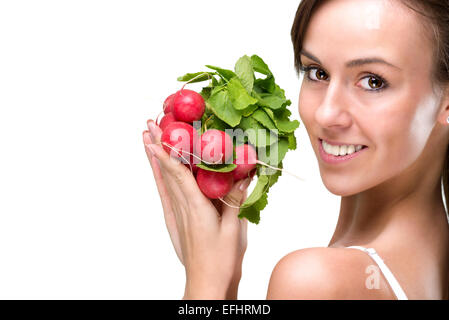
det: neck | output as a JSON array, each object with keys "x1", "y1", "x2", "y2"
[{"x1": 327, "y1": 162, "x2": 449, "y2": 299}]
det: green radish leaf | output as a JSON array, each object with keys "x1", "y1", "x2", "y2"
[
  {"x1": 254, "y1": 76, "x2": 275, "y2": 93},
  {"x1": 252, "y1": 82, "x2": 265, "y2": 94},
  {"x1": 286, "y1": 132, "x2": 297, "y2": 150},
  {"x1": 205, "y1": 65, "x2": 236, "y2": 81},
  {"x1": 227, "y1": 77, "x2": 258, "y2": 110},
  {"x1": 251, "y1": 55, "x2": 272, "y2": 76},
  {"x1": 273, "y1": 108, "x2": 300, "y2": 133},
  {"x1": 273, "y1": 84, "x2": 287, "y2": 99},
  {"x1": 239, "y1": 116, "x2": 277, "y2": 147},
  {"x1": 254, "y1": 192, "x2": 269, "y2": 211},
  {"x1": 241, "y1": 104, "x2": 258, "y2": 117},
  {"x1": 276, "y1": 118, "x2": 300, "y2": 133},
  {"x1": 200, "y1": 87, "x2": 212, "y2": 101},
  {"x1": 238, "y1": 205, "x2": 260, "y2": 224},
  {"x1": 235, "y1": 55, "x2": 254, "y2": 94},
  {"x1": 258, "y1": 138, "x2": 289, "y2": 166},
  {"x1": 177, "y1": 72, "x2": 216, "y2": 83},
  {"x1": 255, "y1": 84, "x2": 290, "y2": 110},
  {"x1": 196, "y1": 163, "x2": 237, "y2": 173},
  {"x1": 241, "y1": 175, "x2": 269, "y2": 208},
  {"x1": 267, "y1": 162, "x2": 283, "y2": 187},
  {"x1": 258, "y1": 162, "x2": 283, "y2": 187},
  {"x1": 238, "y1": 193, "x2": 268, "y2": 224},
  {"x1": 251, "y1": 109, "x2": 277, "y2": 131},
  {"x1": 263, "y1": 107, "x2": 300, "y2": 134},
  {"x1": 211, "y1": 76, "x2": 219, "y2": 86},
  {"x1": 258, "y1": 94, "x2": 286, "y2": 110},
  {"x1": 205, "y1": 115, "x2": 229, "y2": 132},
  {"x1": 207, "y1": 90, "x2": 242, "y2": 127},
  {"x1": 275, "y1": 107, "x2": 291, "y2": 117},
  {"x1": 284, "y1": 99, "x2": 292, "y2": 107},
  {"x1": 211, "y1": 85, "x2": 226, "y2": 96}
]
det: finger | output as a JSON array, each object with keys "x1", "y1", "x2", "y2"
[
  {"x1": 147, "y1": 118, "x2": 198, "y2": 175},
  {"x1": 147, "y1": 119, "x2": 163, "y2": 144},
  {"x1": 221, "y1": 177, "x2": 252, "y2": 228},
  {"x1": 143, "y1": 130, "x2": 174, "y2": 211},
  {"x1": 147, "y1": 118, "x2": 188, "y2": 183},
  {"x1": 143, "y1": 130, "x2": 186, "y2": 222},
  {"x1": 145, "y1": 122, "x2": 197, "y2": 232},
  {"x1": 143, "y1": 130, "x2": 184, "y2": 262},
  {"x1": 146, "y1": 142, "x2": 210, "y2": 209},
  {"x1": 145, "y1": 120, "x2": 188, "y2": 200},
  {"x1": 143, "y1": 131, "x2": 178, "y2": 222}
]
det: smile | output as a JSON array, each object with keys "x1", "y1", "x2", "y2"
[{"x1": 318, "y1": 139, "x2": 368, "y2": 164}]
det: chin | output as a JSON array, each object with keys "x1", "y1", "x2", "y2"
[{"x1": 320, "y1": 173, "x2": 365, "y2": 197}]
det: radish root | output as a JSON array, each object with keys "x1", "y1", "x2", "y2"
[
  {"x1": 256, "y1": 160, "x2": 306, "y2": 181},
  {"x1": 218, "y1": 197, "x2": 241, "y2": 209}
]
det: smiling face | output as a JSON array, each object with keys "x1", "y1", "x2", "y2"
[{"x1": 298, "y1": 0, "x2": 446, "y2": 196}]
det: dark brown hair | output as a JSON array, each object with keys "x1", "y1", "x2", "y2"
[{"x1": 291, "y1": 0, "x2": 449, "y2": 298}]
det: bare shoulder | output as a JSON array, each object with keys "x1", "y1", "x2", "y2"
[{"x1": 266, "y1": 247, "x2": 394, "y2": 300}]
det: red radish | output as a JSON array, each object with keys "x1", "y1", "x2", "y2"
[
  {"x1": 196, "y1": 169, "x2": 234, "y2": 199},
  {"x1": 161, "y1": 121, "x2": 199, "y2": 164},
  {"x1": 233, "y1": 144, "x2": 257, "y2": 181},
  {"x1": 159, "y1": 112, "x2": 176, "y2": 131},
  {"x1": 173, "y1": 89, "x2": 205, "y2": 123},
  {"x1": 163, "y1": 93, "x2": 175, "y2": 114},
  {"x1": 200, "y1": 129, "x2": 233, "y2": 164}
]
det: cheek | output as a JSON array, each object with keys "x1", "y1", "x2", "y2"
[
  {"x1": 298, "y1": 86, "x2": 318, "y2": 134},
  {"x1": 374, "y1": 94, "x2": 437, "y2": 170}
]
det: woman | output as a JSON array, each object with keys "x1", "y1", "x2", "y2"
[{"x1": 143, "y1": 0, "x2": 449, "y2": 299}]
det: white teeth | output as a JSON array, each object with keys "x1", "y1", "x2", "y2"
[
  {"x1": 339, "y1": 145, "x2": 347, "y2": 156},
  {"x1": 322, "y1": 140, "x2": 364, "y2": 156}
]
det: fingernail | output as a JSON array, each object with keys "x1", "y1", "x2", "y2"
[{"x1": 239, "y1": 178, "x2": 251, "y2": 191}]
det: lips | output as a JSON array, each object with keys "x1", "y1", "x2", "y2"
[{"x1": 318, "y1": 138, "x2": 368, "y2": 164}]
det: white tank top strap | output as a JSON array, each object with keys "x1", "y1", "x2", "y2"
[{"x1": 346, "y1": 245, "x2": 408, "y2": 300}]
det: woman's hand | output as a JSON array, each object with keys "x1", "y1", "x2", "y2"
[{"x1": 143, "y1": 119, "x2": 251, "y2": 299}]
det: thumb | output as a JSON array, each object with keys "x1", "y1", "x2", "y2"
[{"x1": 221, "y1": 177, "x2": 252, "y2": 225}]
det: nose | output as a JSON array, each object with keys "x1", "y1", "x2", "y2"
[{"x1": 314, "y1": 80, "x2": 352, "y2": 130}]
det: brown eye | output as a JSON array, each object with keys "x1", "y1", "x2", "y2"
[
  {"x1": 368, "y1": 76, "x2": 382, "y2": 89},
  {"x1": 315, "y1": 69, "x2": 328, "y2": 80},
  {"x1": 360, "y1": 75, "x2": 388, "y2": 91},
  {"x1": 305, "y1": 67, "x2": 328, "y2": 81}
]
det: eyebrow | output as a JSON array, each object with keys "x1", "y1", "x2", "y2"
[{"x1": 300, "y1": 49, "x2": 401, "y2": 70}]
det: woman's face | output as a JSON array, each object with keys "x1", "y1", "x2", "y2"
[{"x1": 298, "y1": 0, "x2": 445, "y2": 196}]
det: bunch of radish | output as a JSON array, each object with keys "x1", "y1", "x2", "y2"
[
  {"x1": 159, "y1": 89, "x2": 257, "y2": 200},
  {"x1": 151, "y1": 54, "x2": 300, "y2": 224}
]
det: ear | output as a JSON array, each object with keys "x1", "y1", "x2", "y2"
[{"x1": 437, "y1": 84, "x2": 449, "y2": 125}]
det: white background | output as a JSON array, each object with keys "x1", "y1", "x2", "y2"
[{"x1": 0, "y1": 0, "x2": 340, "y2": 299}]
